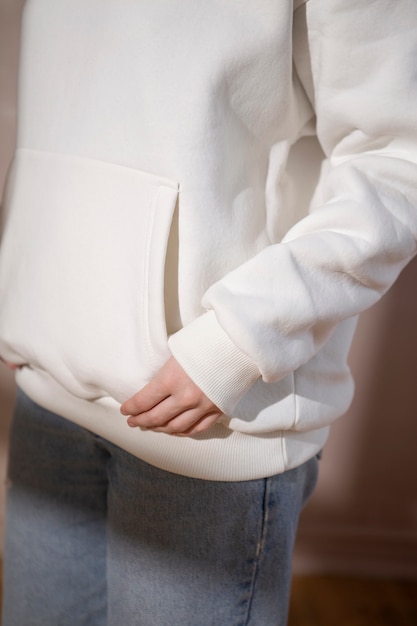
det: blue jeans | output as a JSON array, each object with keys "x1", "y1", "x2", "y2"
[{"x1": 2, "y1": 389, "x2": 319, "y2": 626}]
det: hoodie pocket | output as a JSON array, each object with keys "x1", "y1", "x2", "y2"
[{"x1": 0, "y1": 149, "x2": 179, "y2": 401}]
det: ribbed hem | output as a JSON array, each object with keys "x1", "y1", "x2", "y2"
[
  {"x1": 168, "y1": 310, "x2": 261, "y2": 415},
  {"x1": 15, "y1": 367, "x2": 328, "y2": 481}
]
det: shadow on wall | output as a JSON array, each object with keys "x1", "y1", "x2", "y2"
[{"x1": 294, "y1": 255, "x2": 417, "y2": 578}]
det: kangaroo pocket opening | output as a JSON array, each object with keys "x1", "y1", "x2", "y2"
[{"x1": 0, "y1": 149, "x2": 179, "y2": 401}]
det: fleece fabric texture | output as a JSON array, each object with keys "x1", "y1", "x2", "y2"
[{"x1": 0, "y1": 0, "x2": 416, "y2": 480}]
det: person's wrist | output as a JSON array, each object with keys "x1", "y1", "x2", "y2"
[{"x1": 168, "y1": 310, "x2": 260, "y2": 415}]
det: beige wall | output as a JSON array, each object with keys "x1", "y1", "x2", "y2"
[
  {"x1": 1, "y1": 0, "x2": 417, "y2": 578},
  {"x1": 294, "y1": 264, "x2": 417, "y2": 577}
]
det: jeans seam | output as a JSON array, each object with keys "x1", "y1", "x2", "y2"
[{"x1": 242, "y1": 477, "x2": 271, "y2": 626}]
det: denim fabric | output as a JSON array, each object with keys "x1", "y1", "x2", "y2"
[{"x1": 2, "y1": 389, "x2": 319, "y2": 626}]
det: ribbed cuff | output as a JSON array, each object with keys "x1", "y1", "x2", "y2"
[{"x1": 168, "y1": 310, "x2": 261, "y2": 415}]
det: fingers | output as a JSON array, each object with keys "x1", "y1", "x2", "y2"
[
  {"x1": 135, "y1": 406, "x2": 221, "y2": 436},
  {"x1": 126, "y1": 394, "x2": 222, "y2": 434},
  {"x1": 120, "y1": 356, "x2": 223, "y2": 436},
  {"x1": 126, "y1": 395, "x2": 183, "y2": 428},
  {"x1": 169, "y1": 411, "x2": 222, "y2": 436},
  {"x1": 120, "y1": 356, "x2": 190, "y2": 417},
  {"x1": 120, "y1": 382, "x2": 169, "y2": 417}
]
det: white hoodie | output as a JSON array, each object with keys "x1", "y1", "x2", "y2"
[{"x1": 0, "y1": 0, "x2": 416, "y2": 480}]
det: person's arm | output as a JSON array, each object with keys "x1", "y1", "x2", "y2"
[{"x1": 123, "y1": 0, "x2": 417, "y2": 434}]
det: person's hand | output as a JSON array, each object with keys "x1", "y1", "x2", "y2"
[{"x1": 120, "y1": 356, "x2": 223, "y2": 436}]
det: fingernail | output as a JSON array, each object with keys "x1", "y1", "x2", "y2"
[{"x1": 127, "y1": 419, "x2": 136, "y2": 428}]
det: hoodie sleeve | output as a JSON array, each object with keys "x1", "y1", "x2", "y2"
[{"x1": 169, "y1": 0, "x2": 417, "y2": 415}]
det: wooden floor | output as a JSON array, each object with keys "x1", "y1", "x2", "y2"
[
  {"x1": 288, "y1": 576, "x2": 417, "y2": 626},
  {"x1": 1, "y1": 568, "x2": 417, "y2": 624}
]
